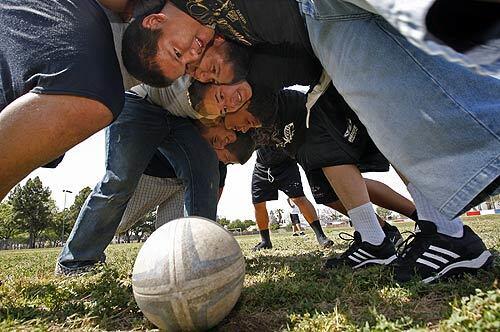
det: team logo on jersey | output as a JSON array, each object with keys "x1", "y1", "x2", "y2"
[
  {"x1": 186, "y1": 0, "x2": 255, "y2": 45},
  {"x1": 344, "y1": 119, "x2": 358, "y2": 143},
  {"x1": 276, "y1": 122, "x2": 295, "y2": 148}
]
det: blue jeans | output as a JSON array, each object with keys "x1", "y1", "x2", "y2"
[
  {"x1": 58, "y1": 93, "x2": 219, "y2": 268},
  {"x1": 341, "y1": 0, "x2": 499, "y2": 78},
  {"x1": 298, "y1": 0, "x2": 500, "y2": 219}
]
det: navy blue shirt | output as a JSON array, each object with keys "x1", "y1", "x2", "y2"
[{"x1": 0, "y1": 0, "x2": 124, "y2": 117}]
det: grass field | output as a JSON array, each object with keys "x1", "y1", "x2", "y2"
[{"x1": 1, "y1": 217, "x2": 499, "y2": 331}]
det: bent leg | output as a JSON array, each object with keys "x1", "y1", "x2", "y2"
[
  {"x1": 159, "y1": 116, "x2": 219, "y2": 220},
  {"x1": 254, "y1": 202, "x2": 270, "y2": 230},
  {"x1": 304, "y1": 6, "x2": 500, "y2": 218},
  {"x1": 58, "y1": 96, "x2": 169, "y2": 269},
  {"x1": 291, "y1": 196, "x2": 319, "y2": 223},
  {"x1": 116, "y1": 175, "x2": 183, "y2": 234},
  {"x1": 0, "y1": 93, "x2": 112, "y2": 199},
  {"x1": 156, "y1": 181, "x2": 185, "y2": 229},
  {"x1": 364, "y1": 179, "x2": 416, "y2": 217}
]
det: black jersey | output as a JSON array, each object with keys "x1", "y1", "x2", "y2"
[
  {"x1": 170, "y1": 0, "x2": 313, "y2": 54},
  {"x1": 255, "y1": 146, "x2": 295, "y2": 168},
  {"x1": 254, "y1": 84, "x2": 388, "y2": 172},
  {"x1": 247, "y1": 46, "x2": 322, "y2": 91},
  {"x1": 169, "y1": 0, "x2": 320, "y2": 91}
]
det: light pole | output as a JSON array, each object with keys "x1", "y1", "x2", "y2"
[{"x1": 62, "y1": 189, "x2": 73, "y2": 245}]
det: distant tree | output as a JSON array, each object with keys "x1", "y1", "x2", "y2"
[
  {"x1": 8, "y1": 177, "x2": 55, "y2": 248},
  {"x1": 227, "y1": 219, "x2": 255, "y2": 232},
  {"x1": 217, "y1": 216, "x2": 230, "y2": 227},
  {"x1": 67, "y1": 187, "x2": 92, "y2": 222},
  {"x1": 269, "y1": 209, "x2": 283, "y2": 229},
  {"x1": 376, "y1": 206, "x2": 391, "y2": 220},
  {"x1": 0, "y1": 202, "x2": 18, "y2": 241},
  {"x1": 130, "y1": 210, "x2": 156, "y2": 242},
  {"x1": 275, "y1": 208, "x2": 284, "y2": 224},
  {"x1": 269, "y1": 222, "x2": 280, "y2": 231}
]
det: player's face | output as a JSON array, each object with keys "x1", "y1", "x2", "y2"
[
  {"x1": 224, "y1": 104, "x2": 261, "y2": 133},
  {"x1": 215, "y1": 148, "x2": 239, "y2": 164},
  {"x1": 186, "y1": 36, "x2": 235, "y2": 84},
  {"x1": 200, "y1": 123, "x2": 237, "y2": 149},
  {"x1": 201, "y1": 81, "x2": 252, "y2": 118},
  {"x1": 146, "y1": 3, "x2": 215, "y2": 81}
]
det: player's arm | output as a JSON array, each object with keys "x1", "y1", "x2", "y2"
[{"x1": 0, "y1": 93, "x2": 113, "y2": 200}]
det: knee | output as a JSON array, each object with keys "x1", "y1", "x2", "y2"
[
  {"x1": 291, "y1": 196, "x2": 307, "y2": 207},
  {"x1": 97, "y1": 171, "x2": 137, "y2": 201},
  {"x1": 254, "y1": 202, "x2": 267, "y2": 213}
]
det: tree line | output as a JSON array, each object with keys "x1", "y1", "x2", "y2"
[
  {"x1": 0, "y1": 177, "x2": 92, "y2": 249},
  {"x1": 0, "y1": 177, "x2": 259, "y2": 250}
]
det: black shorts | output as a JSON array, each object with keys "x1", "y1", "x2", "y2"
[
  {"x1": 290, "y1": 213, "x2": 300, "y2": 225},
  {"x1": 306, "y1": 168, "x2": 339, "y2": 205},
  {"x1": 252, "y1": 162, "x2": 305, "y2": 204},
  {"x1": 296, "y1": 94, "x2": 389, "y2": 173}
]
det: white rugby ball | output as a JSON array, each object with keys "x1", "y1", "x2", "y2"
[{"x1": 132, "y1": 217, "x2": 245, "y2": 331}]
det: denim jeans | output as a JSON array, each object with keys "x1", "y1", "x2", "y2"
[
  {"x1": 340, "y1": 0, "x2": 499, "y2": 78},
  {"x1": 297, "y1": 0, "x2": 500, "y2": 219},
  {"x1": 58, "y1": 93, "x2": 219, "y2": 268}
]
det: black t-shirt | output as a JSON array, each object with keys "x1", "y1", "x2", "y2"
[
  {"x1": 169, "y1": 0, "x2": 320, "y2": 90},
  {"x1": 270, "y1": 89, "x2": 309, "y2": 157},
  {"x1": 247, "y1": 46, "x2": 322, "y2": 91},
  {"x1": 170, "y1": 0, "x2": 313, "y2": 54},
  {"x1": 259, "y1": 85, "x2": 362, "y2": 157},
  {"x1": 0, "y1": 0, "x2": 124, "y2": 116},
  {"x1": 255, "y1": 146, "x2": 295, "y2": 168}
]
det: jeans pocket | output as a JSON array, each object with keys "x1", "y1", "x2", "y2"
[{"x1": 298, "y1": 0, "x2": 373, "y2": 21}]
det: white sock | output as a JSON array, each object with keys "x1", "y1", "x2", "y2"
[
  {"x1": 348, "y1": 202, "x2": 385, "y2": 245},
  {"x1": 407, "y1": 183, "x2": 464, "y2": 238}
]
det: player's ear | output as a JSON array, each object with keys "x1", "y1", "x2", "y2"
[{"x1": 142, "y1": 13, "x2": 167, "y2": 30}]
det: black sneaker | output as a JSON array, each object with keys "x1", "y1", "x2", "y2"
[
  {"x1": 300, "y1": 231, "x2": 306, "y2": 236},
  {"x1": 393, "y1": 220, "x2": 493, "y2": 283},
  {"x1": 323, "y1": 232, "x2": 397, "y2": 269},
  {"x1": 292, "y1": 232, "x2": 300, "y2": 237},
  {"x1": 382, "y1": 223, "x2": 403, "y2": 248},
  {"x1": 317, "y1": 234, "x2": 334, "y2": 248},
  {"x1": 54, "y1": 262, "x2": 98, "y2": 276},
  {"x1": 253, "y1": 241, "x2": 272, "y2": 251}
]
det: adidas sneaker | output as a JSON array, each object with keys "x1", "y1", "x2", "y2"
[
  {"x1": 322, "y1": 231, "x2": 397, "y2": 269},
  {"x1": 382, "y1": 222, "x2": 403, "y2": 248},
  {"x1": 393, "y1": 220, "x2": 493, "y2": 283}
]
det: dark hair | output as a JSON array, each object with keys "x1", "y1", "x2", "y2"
[
  {"x1": 247, "y1": 86, "x2": 278, "y2": 128},
  {"x1": 122, "y1": 15, "x2": 173, "y2": 87},
  {"x1": 188, "y1": 80, "x2": 209, "y2": 112},
  {"x1": 223, "y1": 41, "x2": 251, "y2": 83},
  {"x1": 226, "y1": 133, "x2": 255, "y2": 164}
]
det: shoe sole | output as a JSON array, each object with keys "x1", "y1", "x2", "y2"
[
  {"x1": 422, "y1": 250, "x2": 493, "y2": 284},
  {"x1": 320, "y1": 240, "x2": 334, "y2": 249},
  {"x1": 354, "y1": 254, "x2": 397, "y2": 269}
]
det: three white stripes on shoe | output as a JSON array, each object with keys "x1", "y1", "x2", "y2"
[
  {"x1": 416, "y1": 245, "x2": 459, "y2": 270},
  {"x1": 348, "y1": 248, "x2": 396, "y2": 268}
]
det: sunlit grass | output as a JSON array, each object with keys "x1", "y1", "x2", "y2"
[{"x1": 0, "y1": 219, "x2": 498, "y2": 331}]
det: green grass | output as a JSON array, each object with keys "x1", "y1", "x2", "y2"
[{"x1": 0, "y1": 219, "x2": 498, "y2": 331}]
